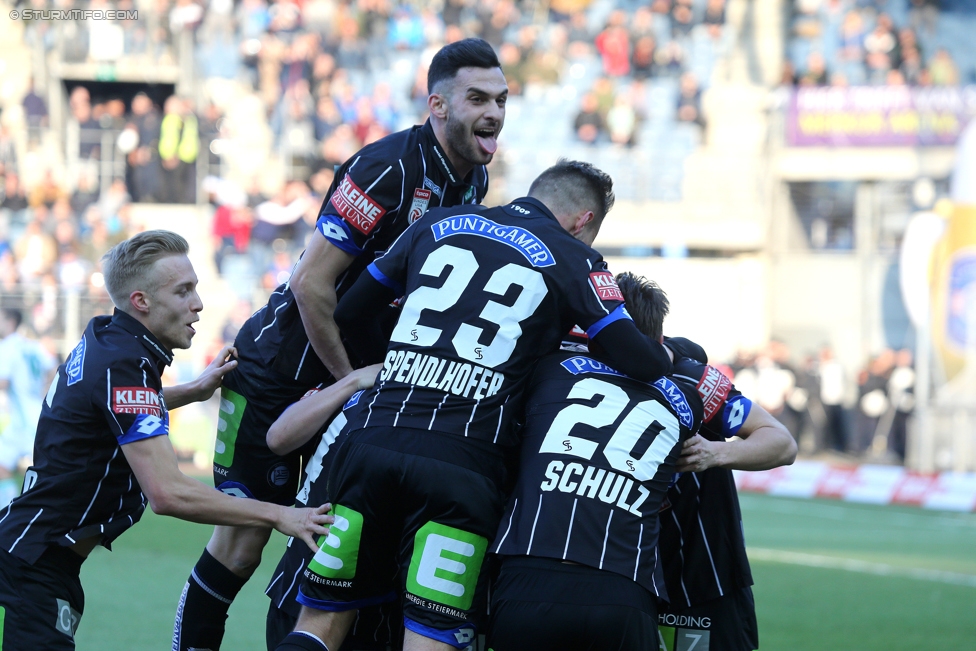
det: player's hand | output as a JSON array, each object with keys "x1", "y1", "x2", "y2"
[
  {"x1": 194, "y1": 346, "x2": 238, "y2": 401},
  {"x1": 278, "y1": 502, "x2": 335, "y2": 553},
  {"x1": 350, "y1": 363, "x2": 384, "y2": 390},
  {"x1": 675, "y1": 434, "x2": 723, "y2": 473}
]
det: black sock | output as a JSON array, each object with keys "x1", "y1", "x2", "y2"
[
  {"x1": 275, "y1": 632, "x2": 330, "y2": 651},
  {"x1": 173, "y1": 549, "x2": 249, "y2": 651}
]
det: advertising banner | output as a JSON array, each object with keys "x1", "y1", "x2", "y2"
[{"x1": 788, "y1": 86, "x2": 976, "y2": 146}]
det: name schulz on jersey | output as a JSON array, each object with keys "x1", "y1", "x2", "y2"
[
  {"x1": 379, "y1": 349, "x2": 504, "y2": 399},
  {"x1": 540, "y1": 460, "x2": 652, "y2": 516}
]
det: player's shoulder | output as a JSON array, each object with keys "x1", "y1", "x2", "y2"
[{"x1": 350, "y1": 125, "x2": 425, "y2": 170}]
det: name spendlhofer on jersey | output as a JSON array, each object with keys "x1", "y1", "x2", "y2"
[
  {"x1": 491, "y1": 351, "x2": 704, "y2": 596},
  {"x1": 344, "y1": 197, "x2": 634, "y2": 447},
  {"x1": 661, "y1": 357, "x2": 756, "y2": 608}
]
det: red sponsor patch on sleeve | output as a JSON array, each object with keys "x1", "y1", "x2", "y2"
[
  {"x1": 696, "y1": 365, "x2": 732, "y2": 422},
  {"x1": 589, "y1": 272, "x2": 624, "y2": 302},
  {"x1": 113, "y1": 387, "x2": 162, "y2": 415},
  {"x1": 328, "y1": 174, "x2": 388, "y2": 235}
]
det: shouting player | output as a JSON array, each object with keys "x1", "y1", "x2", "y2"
[
  {"x1": 0, "y1": 231, "x2": 332, "y2": 650},
  {"x1": 488, "y1": 273, "x2": 704, "y2": 651},
  {"x1": 175, "y1": 38, "x2": 508, "y2": 651},
  {"x1": 273, "y1": 160, "x2": 674, "y2": 651}
]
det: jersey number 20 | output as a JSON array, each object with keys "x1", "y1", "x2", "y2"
[{"x1": 538, "y1": 377, "x2": 681, "y2": 482}]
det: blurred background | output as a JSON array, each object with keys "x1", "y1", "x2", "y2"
[{"x1": 1, "y1": 0, "x2": 975, "y2": 478}]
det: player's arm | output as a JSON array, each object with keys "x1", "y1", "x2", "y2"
[
  {"x1": 121, "y1": 436, "x2": 332, "y2": 550},
  {"x1": 290, "y1": 234, "x2": 357, "y2": 380},
  {"x1": 677, "y1": 403, "x2": 797, "y2": 472},
  {"x1": 267, "y1": 363, "x2": 382, "y2": 455},
  {"x1": 589, "y1": 316, "x2": 673, "y2": 381},
  {"x1": 162, "y1": 345, "x2": 238, "y2": 409},
  {"x1": 333, "y1": 266, "x2": 400, "y2": 365}
]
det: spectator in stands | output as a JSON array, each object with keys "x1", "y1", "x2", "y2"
[
  {"x1": 22, "y1": 78, "x2": 48, "y2": 143},
  {"x1": 28, "y1": 170, "x2": 67, "y2": 210},
  {"x1": 818, "y1": 345, "x2": 848, "y2": 453},
  {"x1": 929, "y1": 48, "x2": 959, "y2": 86},
  {"x1": 126, "y1": 92, "x2": 162, "y2": 203},
  {"x1": 13, "y1": 217, "x2": 57, "y2": 285},
  {"x1": 595, "y1": 10, "x2": 630, "y2": 77},
  {"x1": 632, "y1": 36, "x2": 657, "y2": 80},
  {"x1": 703, "y1": 0, "x2": 727, "y2": 39},
  {"x1": 797, "y1": 51, "x2": 829, "y2": 86},
  {"x1": 887, "y1": 349, "x2": 915, "y2": 461},
  {"x1": 312, "y1": 95, "x2": 341, "y2": 142},
  {"x1": 98, "y1": 178, "x2": 131, "y2": 226},
  {"x1": 565, "y1": 10, "x2": 594, "y2": 58},
  {"x1": 69, "y1": 87, "x2": 101, "y2": 161},
  {"x1": 855, "y1": 349, "x2": 895, "y2": 455},
  {"x1": 158, "y1": 96, "x2": 199, "y2": 204},
  {"x1": 676, "y1": 72, "x2": 705, "y2": 128},
  {"x1": 499, "y1": 42, "x2": 525, "y2": 95},
  {"x1": 212, "y1": 199, "x2": 253, "y2": 275},
  {"x1": 574, "y1": 91, "x2": 604, "y2": 144},
  {"x1": 606, "y1": 94, "x2": 638, "y2": 146},
  {"x1": 199, "y1": 102, "x2": 225, "y2": 174},
  {"x1": 864, "y1": 14, "x2": 898, "y2": 84},
  {"x1": 0, "y1": 175, "x2": 29, "y2": 225},
  {"x1": 909, "y1": 0, "x2": 940, "y2": 36},
  {"x1": 70, "y1": 170, "x2": 99, "y2": 218},
  {"x1": 838, "y1": 10, "x2": 867, "y2": 83},
  {"x1": 672, "y1": 0, "x2": 695, "y2": 39},
  {"x1": 370, "y1": 82, "x2": 400, "y2": 132}
]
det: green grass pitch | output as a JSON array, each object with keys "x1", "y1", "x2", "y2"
[{"x1": 73, "y1": 493, "x2": 976, "y2": 650}]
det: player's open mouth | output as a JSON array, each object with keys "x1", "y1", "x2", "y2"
[
  {"x1": 475, "y1": 128, "x2": 497, "y2": 155},
  {"x1": 186, "y1": 323, "x2": 196, "y2": 335}
]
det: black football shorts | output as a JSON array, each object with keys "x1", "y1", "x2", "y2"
[
  {"x1": 486, "y1": 555, "x2": 660, "y2": 651},
  {"x1": 296, "y1": 427, "x2": 507, "y2": 649},
  {"x1": 657, "y1": 585, "x2": 758, "y2": 651}
]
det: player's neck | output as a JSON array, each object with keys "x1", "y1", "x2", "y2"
[{"x1": 431, "y1": 122, "x2": 474, "y2": 180}]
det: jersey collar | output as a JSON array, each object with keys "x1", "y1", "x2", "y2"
[
  {"x1": 503, "y1": 197, "x2": 558, "y2": 223},
  {"x1": 111, "y1": 309, "x2": 174, "y2": 366},
  {"x1": 421, "y1": 120, "x2": 487, "y2": 200}
]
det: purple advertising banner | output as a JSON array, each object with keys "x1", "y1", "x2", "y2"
[{"x1": 788, "y1": 86, "x2": 976, "y2": 146}]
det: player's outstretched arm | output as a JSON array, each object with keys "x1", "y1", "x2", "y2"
[
  {"x1": 676, "y1": 404, "x2": 797, "y2": 473},
  {"x1": 267, "y1": 363, "x2": 382, "y2": 455},
  {"x1": 291, "y1": 233, "x2": 358, "y2": 380},
  {"x1": 121, "y1": 435, "x2": 333, "y2": 551},
  {"x1": 163, "y1": 345, "x2": 238, "y2": 409}
]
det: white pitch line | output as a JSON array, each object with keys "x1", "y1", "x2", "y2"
[{"x1": 748, "y1": 548, "x2": 976, "y2": 588}]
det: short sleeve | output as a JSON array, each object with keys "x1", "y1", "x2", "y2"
[
  {"x1": 673, "y1": 359, "x2": 752, "y2": 440},
  {"x1": 93, "y1": 359, "x2": 169, "y2": 445},
  {"x1": 315, "y1": 157, "x2": 405, "y2": 256},
  {"x1": 564, "y1": 257, "x2": 630, "y2": 337}
]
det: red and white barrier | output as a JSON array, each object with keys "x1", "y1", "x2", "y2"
[{"x1": 733, "y1": 461, "x2": 976, "y2": 512}]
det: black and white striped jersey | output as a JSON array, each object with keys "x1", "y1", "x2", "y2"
[
  {"x1": 343, "y1": 198, "x2": 633, "y2": 447},
  {"x1": 265, "y1": 389, "x2": 365, "y2": 617},
  {"x1": 491, "y1": 351, "x2": 703, "y2": 597},
  {"x1": 659, "y1": 357, "x2": 756, "y2": 609},
  {"x1": 243, "y1": 120, "x2": 489, "y2": 385},
  {"x1": 0, "y1": 310, "x2": 172, "y2": 564}
]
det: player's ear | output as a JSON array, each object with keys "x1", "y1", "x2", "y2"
[
  {"x1": 428, "y1": 91, "x2": 449, "y2": 120},
  {"x1": 574, "y1": 210, "x2": 595, "y2": 236},
  {"x1": 129, "y1": 289, "x2": 151, "y2": 315}
]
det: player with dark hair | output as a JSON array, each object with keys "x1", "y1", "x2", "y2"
[
  {"x1": 605, "y1": 275, "x2": 796, "y2": 651},
  {"x1": 0, "y1": 230, "x2": 332, "y2": 650},
  {"x1": 175, "y1": 38, "x2": 508, "y2": 651},
  {"x1": 273, "y1": 160, "x2": 674, "y2": 651},
  {"x1": 487, "y1": 273, "x2": 703, "y2": 651}
]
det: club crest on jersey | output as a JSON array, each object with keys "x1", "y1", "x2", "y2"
[
  {"x1": 652, "y1": 377, "x2": 694, "y2": 429},
  {"x1": 329, "y1": 174, "x2": 387, "y2": 235},
  {"x1": 113, "y1": 387, "x2": 162, "y2": 415},
  {"x1": 409, "y1": 188, "x2": 431, "y2": 223},
  {"x1": 431, "y1": 214, "x2": 555, "y2": 267},
  {"x1": 560, "y1": 356, "x2": 625, "y2": 377},
  {"x1": 589, "y1": 272, "x2": 624, "y2": 301},
  {"x1": 697, "y1": 365, "x2": 732, "y2": 422},
  {"x1": 66, "y1": 335, "x2": 87, "y2": 386}
]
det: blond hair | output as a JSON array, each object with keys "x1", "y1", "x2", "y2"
[{"x1": 102, "y1": 230, "x2": 189, "y2": 310}]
